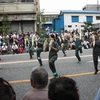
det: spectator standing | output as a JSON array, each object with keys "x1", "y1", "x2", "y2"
[
  {"x1": 0, "y1": 77, "x2": 16, "y2": 100},
  {"x1": 23, "y1": 67, "x2": 48, "y2": 100},
  {"x1": 94, "y1": 88, "x2": 100, "y2": 100},
  {"x1": 48, "y1": 77, "x2": 79, "y2": 100}
]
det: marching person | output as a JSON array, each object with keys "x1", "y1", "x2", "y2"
[
  {"x1": 60, "y1": 34, "x2": 68, "y2": 57},
  {"x1": 49, "y1": 34, "x2": 59, "y2": 77},
  {"x1": 75, "y1": 33, "x2": 83, "y2": 63},
  {"x1": 35, "y1": 33, "x2": 44, "y2": 66},
  {"x1": 29, "y1": 40, "x2": 33, "y2": 59},
  {"x1": 91, "y1": 32, "x2": 100, "y2": 74}
]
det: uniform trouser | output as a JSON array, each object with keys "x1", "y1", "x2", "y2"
[
  {"x1": 62, "y1": 46, "x2": 66, "y2": 55},
  {"x1": 75, "y1": 47, "x2": 82, "y2": 61},
  {"x1": 49, "y1": 55, "x2": 57, "y2": 73},
  {"x1": 93, "y1": 47, "x2": 100, "y2": 71},
  {"x1": 37, "y1": 48, "x2": 43, "y2": 66},
  {"x1": 29, "y1": 50, "x2": 33, "y2": 58}
]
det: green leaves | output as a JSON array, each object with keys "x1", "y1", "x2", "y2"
[
  {"x1": 83, "y1": 21, "x2": 95, "y2": 32},
  {"x1": 1, "y1": 13, "x2": 11, "y2": 37}
]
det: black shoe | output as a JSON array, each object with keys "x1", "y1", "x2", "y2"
[
  {"x1": 40, "y1": 64, "x2": 43, "y2": 67},
  {"x1": 64, "y1": 54, "x2": 66, "y2": 57},
  {"x1": 94, "y1": 70, "x2": 99, "y2": 75}
]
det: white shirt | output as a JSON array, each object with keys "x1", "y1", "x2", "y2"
[
  {"x1": 12, "y1": 44, "x2": 18, "y2": 49},
  {"x1": 2, "y1": 45, "x2": 7, "y2": 51}
]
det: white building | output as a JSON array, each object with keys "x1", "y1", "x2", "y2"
[{"x1": 54, "y1": 10, "x2": 100, "y2": 33}]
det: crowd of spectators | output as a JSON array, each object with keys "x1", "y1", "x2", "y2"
[{"x1": 0, "y1": 29, "x2": 94, "y2": 55}]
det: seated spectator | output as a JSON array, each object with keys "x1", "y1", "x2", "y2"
[
  {"x1": 23, "y1": 67, "x2": 49, "y2": 100},
  {"x1": 1, "y1": 43, "x2": 8, "y2": 55},
  {"x1": 18, "y1": 44, "x2": 23, "y2": 54},
  {"x1": 94, "y1": 88, "x2": 100, "y2": 100},
  {"x1": 12, "y1": 42, "x2": 18, "y2": 54},
  {"x1": 0, "y1": 77, "x2": 16, "y2": 100},
  {"x1": 48, "y1": 77, "x2": 79, "y2": 100},
  {"x1": 83, "y1": 39, "x2": 90, "y2": 49}
]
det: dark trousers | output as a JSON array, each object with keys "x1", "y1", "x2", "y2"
[
  {"x1": 1, "y1": 50, "x2": 8, "y2": 55},
  {"x1": 49, "y1": 55, "x2": 57, "y2": 73},
  {"x1": 37, "y1": 48, "x2": 43, "y2": 66},
  {"x1": 93, "y1": 47, "x2": 100, "y2": 71},
  {"x1": 13, "y1": 49, "x2": 18, "y2": 54},
  {"x1": 29, "y1": 50, "x2": 33, "y2": 58},
  {"x1": 75, "y1": 47, "x2": 82, "y2": 61},
  {"x1": 62, "y1": 46, "x2": 66, "y2": 55}
]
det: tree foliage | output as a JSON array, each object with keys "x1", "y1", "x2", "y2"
[
  {"x1": 36, "y1": 12, "x2": 46, "y2": 34},
  {"x1": 83, "y1": 21, "x2": 95, "y2": 32},
  {"x1": 1, "y1": 13, "x2": 11, "y2": 37}
]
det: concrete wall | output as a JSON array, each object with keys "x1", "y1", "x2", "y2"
[{"x1": 0, "y1": 3, "x2": 36, "y2": 13}]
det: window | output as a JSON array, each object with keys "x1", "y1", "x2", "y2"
[
  {"x1": 96, "y1": 16, "x2": 100, "y2": 20},
  {"x1": 86, "y1": 16, "x2": 93, "y2": 22},
  {"x1": 71, "y1": 16, "x2": 79, "y2": 22},
  {"x1": 22, "y1": 0, "x2": 34, "y2": 2},
  {"x1": 68, "y1": 25, "x2": 72, "y2": 28},
  {"x1": 75, "y1": 25, "x2": 77, "y2": 27},
  {"x1": 81, "y1": 25, "x2": 84, "y2": 27}
]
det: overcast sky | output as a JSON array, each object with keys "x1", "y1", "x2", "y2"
[{"x1": 40, "y1": 0, "x2": 99, "y2": 13}]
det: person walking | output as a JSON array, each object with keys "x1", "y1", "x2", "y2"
[
  {"x1": 35, "y1": 33, "x2": 44, "y2": 66},
  {"x1": 60, "y1": 34, "x2": 68, "y2": 57},
  {"x1": 49, "y1": 34, "x2": 59, "y2": 77},
  {"x1": 75, "y1": 33, "x2": 83, "y2": 63},
  {"x1": 91, "y1": 32, "x2": 100, "y2": 74},
  {"x1": 28, "y1": 40, "x2": 33, "y2": 59}
]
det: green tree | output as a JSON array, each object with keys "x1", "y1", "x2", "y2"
[
  {"x1": 83, "y1": 21, "x2": 95, "y2": 33},
  {"x1": 2, "y1": 13, "x2": 11, "y2": 37},
  {"x1": 36, "y1": 12, "x2": 46, "y2": 36}
]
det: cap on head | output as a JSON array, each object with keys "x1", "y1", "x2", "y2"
[{"x1": 3, "y1": 43, "x2": 5, "y2": 45}]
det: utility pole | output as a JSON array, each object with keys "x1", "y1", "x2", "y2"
[{"x1": 97, "y1": 0, "x2": 99, "y2": 10}]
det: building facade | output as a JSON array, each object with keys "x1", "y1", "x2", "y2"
[
  {"x1": 83, "y1": 4, "x2": 100, "y2": 11},
  {"x1": 43, "y1": 13, "x2": 58, "y2": 32},
  {"x1": 0, "y1": 0, "x2": 40, "y2": 33},
  {"x1": 53, "y1": 10, "x2": 100, "y2": 33}
]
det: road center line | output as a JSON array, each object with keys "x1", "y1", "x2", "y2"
[
  {"x1": 0, "y1": 54, "x2": 92, "y2": 65},
  {"x1": 9, "y1": 70, "x2": 99, "y2": 84}
]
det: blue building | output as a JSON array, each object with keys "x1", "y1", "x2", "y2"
[{"x1": 53, "y1": 10, "x2": 100, "y2": 33}]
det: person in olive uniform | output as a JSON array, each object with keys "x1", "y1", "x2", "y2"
[
  {"x1": 75, "y1": 33, "x2": 82, "y2": 63},
  {"x1": 36, "y1": 33, "x2": 44, "y2": 66},
  {"x1": 29, "y1": 40, "x2": 33, "y2": 59},
  {"x1": 60, "y1": 35, "x2": 68, "y2": 57},
  {"x1": 91, "y1": 32, "x2": 100, "y2": 74},
  {"x1": 49, "y1": 34, "x2": 59, "y2": 77}
]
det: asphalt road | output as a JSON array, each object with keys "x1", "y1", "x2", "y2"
[{"x1": 0, "y1": 49, "x2": 100, "y2": 100}]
